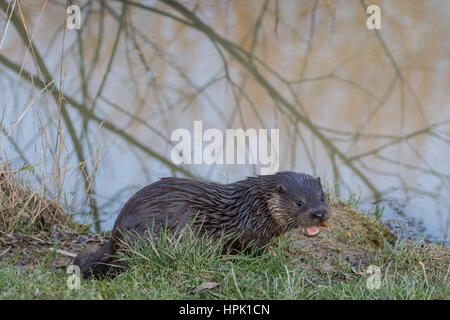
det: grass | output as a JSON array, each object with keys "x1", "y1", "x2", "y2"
[
  {"x1": 0, "y1": 232, "x2": 448, "y2": 299},
  {"x1": 0, "y1": 164, "x2": 449, "y2": 300}
]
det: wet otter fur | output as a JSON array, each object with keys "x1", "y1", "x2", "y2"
[{"x1": 74, "y1": 171, "x2": 332, "y2": 278}]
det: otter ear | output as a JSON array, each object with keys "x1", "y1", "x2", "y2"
[{"x1": 276, "y1": 184, "x2": 285, "y2": 194}]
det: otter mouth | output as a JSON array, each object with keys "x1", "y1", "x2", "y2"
[{"x1": 301, "y1": 220, "x2": 329, "y2": 237}]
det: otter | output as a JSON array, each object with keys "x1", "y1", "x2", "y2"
[{"x1": 74, "y1": 171, "x2": 332, "y2": 278}]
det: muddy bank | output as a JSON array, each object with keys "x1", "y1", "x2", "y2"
[{"x1": 2, "y1": 203, "x2": 447, "y2": 279}]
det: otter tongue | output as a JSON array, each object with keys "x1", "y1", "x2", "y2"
[{"x1": 305, "y1": 226, "x2": 320, "y2": 236}]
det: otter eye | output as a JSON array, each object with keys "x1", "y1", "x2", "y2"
[
  {"x1": 297, "y1": 200, "x2": 304, "y2": 208},
  {"x1": 320, "y1": 197, "x2": 325, "y2": 202}
]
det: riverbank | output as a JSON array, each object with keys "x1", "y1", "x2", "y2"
[{"x1": 0, "y1": 167, "x2": 448, "y2": 299}]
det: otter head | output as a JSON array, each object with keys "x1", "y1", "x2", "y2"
[{"x1": 267, "y1": 172, "x2": 332, "y2": 237}]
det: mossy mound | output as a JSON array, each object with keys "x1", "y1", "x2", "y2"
[{"x1": 286, "y1": 204, "x2": 448, "y2": 280}]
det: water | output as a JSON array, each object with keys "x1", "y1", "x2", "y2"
[{"x1": 0, "y1": 0, "x2": 448, "y2": 244}]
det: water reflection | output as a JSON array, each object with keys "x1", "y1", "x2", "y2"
[{"x1": 0, "y1": 0, "x2": 448, "y2": 244}]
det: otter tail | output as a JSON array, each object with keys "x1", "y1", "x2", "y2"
[{"x1": 73, "y1": 242, "x2": 122, "y2": 278}]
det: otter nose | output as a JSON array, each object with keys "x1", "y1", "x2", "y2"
[{"x1": 312, "y1": 209, "x2": 324, "y2": 219}]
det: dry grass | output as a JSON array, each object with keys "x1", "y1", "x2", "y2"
[{"x1": 0, "y1": 160, "x2": 70, "y2": 233}]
